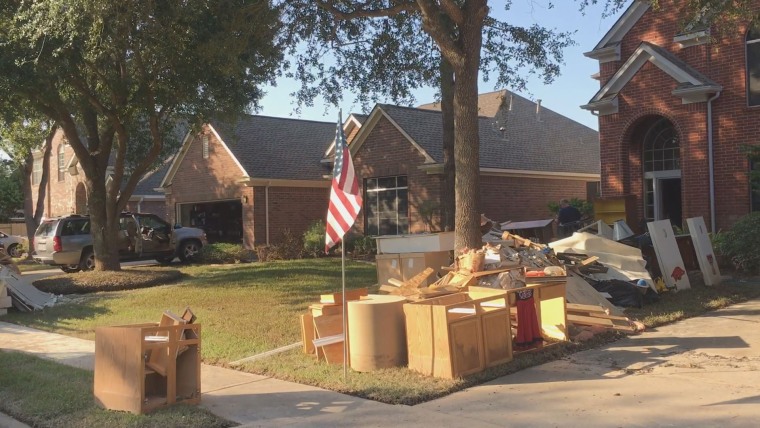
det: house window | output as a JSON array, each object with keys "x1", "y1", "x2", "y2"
[
  {"x1": 202, "y1": 135, "x2": 209, "y2": 159},
  {"x1": 747, "y1": 22, "x2": 760, "y2": 106},
  {"x1": 364, "y1": 176, "x2": 409, "y2": 236},
  {"x1": 57, "y1": 144, "x2": 66, "y2": 182},
  {"x1": 642, "y1": 117, "x2": 680, "y2": 223},
  {"x1": 32, "y1": 157, "x2": 42, "y2": 185}
]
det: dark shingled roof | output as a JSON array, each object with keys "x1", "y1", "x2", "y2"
[
  {"x1": 211, "y1": 114, "x2": 336, "y2": 180},
  {"x1": 379, "y1": 92, "x2": 599, "y2": 174},
  {"x1": 133, "y1": 158, "x2": 173, "y2": 196}
]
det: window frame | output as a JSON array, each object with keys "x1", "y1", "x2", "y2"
[
  {"x1": 57, "y1": 144, "x2": 67, "y2": 182},
  {"x1": 746, "y1": 22, "x2": 760, "y2": 107},
  {"x1": 364, "y1": 175, "x2": 409, "y2": 236},
  {"x1": 32, "y1": 156, "x2": 43, "y2": 185}
]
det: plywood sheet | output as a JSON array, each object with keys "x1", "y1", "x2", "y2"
[
  {"x1": 686, "y1": 217, "x2": 722, "y2": 286},
  {"x1": 564, "y1": 274, "x2": 625, "y2": 317},
  {"x1": 0, "y1": 266, "x2": 57, "y2": 310},
  {"x1": 313, "y1": 314, "x2": 347, "y2": 365},
  {"x1": 647, "y1": 220, "x2": 690, "y2": 290}
]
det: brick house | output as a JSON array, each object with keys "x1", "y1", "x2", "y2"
[
  {"x1": 582, "y1": 0, "x2": 760, "y2": 233},
  {"x1": 346, "y1": 90, "x2": 600, "y2": 237},
  {"x1": 30, "y1": 128, "x2": 170, "y2": 219},
  {"x1": 159, "y1": 115, "x2": 338, "y2": 247}
]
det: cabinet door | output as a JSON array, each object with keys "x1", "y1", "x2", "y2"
[
  {"x1": 481, "y1": 310, "x2": 512, "y2": 367},
  {"x1": 448, "y1": 318, "x2": 484, "y2": 378}
]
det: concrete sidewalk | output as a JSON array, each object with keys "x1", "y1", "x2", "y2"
[{"x1": 2, "y1": 298, "x2": 760, "y2": 427}]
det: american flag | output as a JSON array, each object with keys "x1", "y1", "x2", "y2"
[{"x1": 325, "y1": 115, "x2": 362, "y2": 252}]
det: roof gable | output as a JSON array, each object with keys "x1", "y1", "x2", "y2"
[
  {"x1": 353, "y1": 94, "x2": 600, "y2": 176},
  {"x1": 162, "y1": 115, "x2": 336, "y2": 187},
  {"x1": 584, "y1": 0, "x2": 650, "y2": 63},
  {"x1": 582, "y1": 42, "x2": 721, "y2": 115}
]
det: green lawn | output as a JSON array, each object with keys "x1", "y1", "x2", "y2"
[
  {"x1": 2, "y1": 258, "x2": 760, "y2": 406},
  {"x1": 0, "y1": 351, "x2": 234, "y2": 428}
]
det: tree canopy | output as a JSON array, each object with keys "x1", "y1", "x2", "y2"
[{"x1": 0, "y1": 0, "x2": 284, "y2": 269}]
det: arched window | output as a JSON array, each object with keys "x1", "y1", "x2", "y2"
[
  {"x1": 643, "y1": 118, "x2": 679, "y2": 172},
  {"x1": 642, "y1": 117, "x2": 681, "y2": 224},
  {"x1": 747, "y1": 22, "x2": 760, "y2": 106}
]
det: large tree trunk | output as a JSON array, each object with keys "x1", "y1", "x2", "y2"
[
  {"x1": 440, "y1": 57, "x2": 456, "y2": 232},
  {"x1": 22, "y1": 128, "x2": 54, "y2": 259},
  {"x1": 87, "y1": 176, "x2": 122, "y2": 271},
  {"x1": 451, "y1": 6, "x2": 485, "y2": 251}
]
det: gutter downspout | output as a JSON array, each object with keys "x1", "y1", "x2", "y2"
[
  {"x1": 707, "y1": 91, "x2": 721, "y2": 233},
  {"x1": 265, "y1": 185, "x2": 270, "y2": 245},
  {"x1": 707, "y1": 91, "x2": 720, "y2": 233}
]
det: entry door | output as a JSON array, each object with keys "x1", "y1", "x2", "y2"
[{"x1": 644, "y1": 171, "x2": 682, "y2": 228}]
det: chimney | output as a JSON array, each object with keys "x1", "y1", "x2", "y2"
[{"x1": 536, "y1": 99, "x2": 542, "y2": 122}]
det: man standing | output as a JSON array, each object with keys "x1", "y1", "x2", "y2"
[{"x1": 557, "y1": 199, "x2": 582, "y2": 238}]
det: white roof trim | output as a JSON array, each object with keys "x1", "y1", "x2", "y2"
[
  {"x1": 128, "y1": 194, "x2": 165, "y2": 201},
  {"x1": 160, "y1": 125, "x2": 249, "y2": 188},
  {"x1": 322, "y1": 114, "x2": 364, "y2": 159},
  {"x1": 348, "y1": 106, "x2": 436, "y2": 164},
  {"x1": 584, "y1": 44, "x2": 621, "y2": 63},
  {"x1": 480, "y1": 168, "x2": 599, "y2": 181},
  {"x1": 591, "y1": 1, "x2": 650, "y2": 51},
  {"x1": 419, "y1": 164, "x2": 600, "y2": 181},
  {"x1": 159, "y1": 130, "x2": 193, "y2": 188},
  {"x1": 242, "y1": 178, "x2": 330, "y2": 188},
  {"x1": 208, "y1": 125, "x2": 249, "y2": 177},
  {"x1": 582, "y1": 42, "x2": 721, "y2": 115}
]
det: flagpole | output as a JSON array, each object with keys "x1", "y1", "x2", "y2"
[{"x1": 341, "y1": 238, "x2": 347, "y2": 380}]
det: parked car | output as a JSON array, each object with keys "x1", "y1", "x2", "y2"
[
  {"x1": 0, "y1": 231, "x2": 26, "y2": 258},
  {"x1": 33, "y1": 212, "x2": 207, "y2": 272}
]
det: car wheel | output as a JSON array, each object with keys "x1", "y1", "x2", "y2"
[
  {"x1": 79, "y1": 249, "x2": 95, "y2": 271},
  {"x1": 178, "y1": 240, "x2": 201, "y2": 263},
  {"x1": 60, "y1": 265, "x2": 81, "y2": 273},
  {"x1": 7, "y1": 243, "x2": 21, "y2": 258},
  {"x1": 156, "y1": 255, "x2": 175, "y2": 265}
]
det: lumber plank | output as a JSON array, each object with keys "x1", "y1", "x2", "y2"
[
  {"x1": 581, "y1": 256, "x2": 600, "y2": 266},
  {"x1": 320, "y1": 288, "x2": 368, "y2": 305}
]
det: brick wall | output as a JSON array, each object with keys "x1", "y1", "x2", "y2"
[
  {"x1": 352, "y1": 116, "x2": 443, "y2": 234},
  {"x1": 594, "y1": 3, "x2": 760, "y2": 231},
  {"x1": 252, "y1": 186, "x2": 329, "y2": 246},
  {"x1": 480, "y1": 175, "x2": 589, "y2": 223},
  {"x1": 31, "y1": 129, "x2": 89, "y2": 217}
]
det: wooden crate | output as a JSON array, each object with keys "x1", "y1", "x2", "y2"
[
  {"x1": 404, "y1": 290, "x2": 512, "y2": 379},
  {"x1": 94, "y1": 322, "x2": 201, "y2": 414}
]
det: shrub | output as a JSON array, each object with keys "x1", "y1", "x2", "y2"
[
  {"x1": 303, "y1": 220, "x2": 325, "y2": 258},
  {"x1": 256, "y1": 229, "x2": 304, "y2": 262},
  {"x1": 347, "y1": 235, "x2": 376, "y2": 258},
  {"x1": 197, "y1": 243, "x2": 254, "y2": 264},
  {"x1": 712, "y1": 212, "x2": 760, "y2": 273}
]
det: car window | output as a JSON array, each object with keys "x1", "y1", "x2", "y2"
[
  {"x1": 61, "y1": 219, "x2": 90, "y2": 236},
  {"x1": 35, "y1": 221, "x2": 55, "y2": 237},
  {"x1": 0, "y1": 232, "x2": 7, "y2": 238},
  {"x1": 139, "y1": 215, "x2": 169, "y2": 231}
]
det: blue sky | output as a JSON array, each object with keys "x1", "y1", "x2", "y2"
[{"x1": 257, "y1": 1, "x2": 627, "y2": 131}]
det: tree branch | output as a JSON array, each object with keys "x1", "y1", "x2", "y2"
[
  {"x1": 416, "y1": 0, "x2": 464, "y2": 70},
  {"x1": 437, "y1": 0, "x2": 464, "y2": 25},
  {"x1": 316, "y1": 0, "x2": 418, "y2": 19}
]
